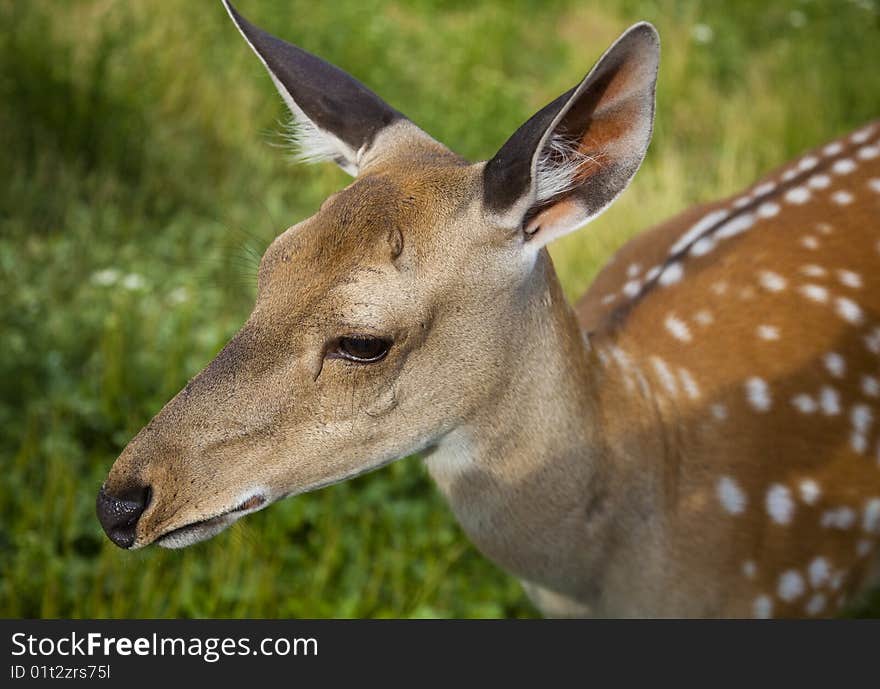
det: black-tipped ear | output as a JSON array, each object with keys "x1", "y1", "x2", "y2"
[
  {"x1": 483, "y1": 22, "x2": 660, "y2": 248},
  {"x1": 223, "y1": 1, "x2": 405, "y2": 175}
]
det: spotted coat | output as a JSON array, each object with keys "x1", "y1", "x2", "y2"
[{"x1": 577, "y1": 122, "x2": 880, "y2": 617}]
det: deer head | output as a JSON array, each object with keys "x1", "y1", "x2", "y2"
[{"x1": 96, "y1": 1, "x2": 659, "y2": 550}]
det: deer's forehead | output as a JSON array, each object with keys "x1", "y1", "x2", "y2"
[
  {"x1": 318, "y1": 169, "x2": 469, "y2": 239},
  {"x1": 256, "y1": 170, "x2": 470, "y2": 317},
  {"x1": 264, "y1": 166, "x2": 476, "y2": 273}
]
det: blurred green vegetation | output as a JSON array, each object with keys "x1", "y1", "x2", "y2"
[{"x1": 1, "y1": 0, "x2": 879, "y2": 618}]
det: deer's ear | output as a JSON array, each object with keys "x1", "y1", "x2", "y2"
[
  {"x1": 483, "y1": 22, "x2": 659, "y2": 249},
  {"x1": 223, "y1": 1, "x2": 406, "y2": 176}
]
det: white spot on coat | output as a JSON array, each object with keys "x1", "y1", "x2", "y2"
[
  {"x1": 858, "y1": 144, "x2": 879, "y2": 160},
  {"x1": 851, "y1": 431, "x2": 867, "y2": 455},
  {"x1": 745, "y1": 377, "x2": 772, "y2": 411},
  {"x1": 664, "y1": 314, "x2": 692, "y2": 342},
  {"x1": 821, "y1": 506, "x2": 856, "y2": 529},
  {"x1": 799, "y1": 479, "x2": 822, "y2": 505},
  {"x1": 757, "y1": 201, "x2": 780, "y2": 218},
  {"x1": 792, "y1": 394, "x2": 817, "y2": 414},
  {"x1": 622, "y1": 280, "x2": 641, "y2": 298},
  {"x1": 805, "y1": 593, "x2": 827, "y2": 616},
  {"x1": 785, "y1": 186, "x2": 811, "y2": 204},
  {"x1": 851, "y1": 126, "x2": 875, "y2": 144},
  {"x1": 868, "y1": 178, "x2": 880, "y2": 194},
  {"x1": 852, "y1": 433, "x2": 868, "y2": 455},
  {"x1": 834, "y1": 296, "x2": 863, "y2": 324},
  {"x1": 694, "y1": 310, "x2": 714, "y2": 326},
  {"x1": 851, "y1": 404, "x2": 873, "y2": 433},
  {"x1": 757, "y1": 325, "x2": 780, "y2": 341},
  {"x1": 823, "y1": 352, "x2": 846, "y2": 378},
  {"x1": 710, "y1": 403, "x2": 728, "y2": 420},
  {"x1": 717, "y1": 476, "x2": 747, "y2": 515},
  {"x1": 799, "y1": 284, "x2": 828, "y2": 303},
  {"x1": 658, "y1": 262, "x2": 683, "y2": 286},
  {"x1": 715, "y1": 213, "x2": 756, "y2": 239},
  {"x1": 766, "y1": 484, "x2": 794, "y2": 524},
  {"x1": 678, "y1": 368, "x2": 700, "y2": 400},
  {"x1": 670, "y1": 209, "x2": 730, "y2": 254},
  {"x1": 861, "y1": 375, "x2": 880, "y2": 397},
  {"x1": 754, "y1": 181, "x2": 776, "y2": 196},
  {"x1": 742, "y1": 560, "x2": 757, "y2": 579},
  {"x1": 651, "y1": 357, "x2": 678, "y2": 396},
  {"x1": 864, "y1": 327, "x2": 880, "y2": 355},
  {"x1": 765, "y1": 483, "x2": 794, "y2": 524},
  {"x1": 798, "y1": 155, "x2": 819, "y2": 171},
  {"x1": 690, "y1": 235, "x2": 717, "y2": 256},
  {"x1": 863, "y1": 498, "x2": 880, "y2": 534},
  {"x1": 820, "y1": 386, "x2": 841, "y2": 415},
  {"x1": 836, "y1": 269, "x2": 862, "y2": 289},
  {"x1": 800, "y1": 264, "x2": 827, "y2": 278},
  {"x1": 778, "y1": 570, "x2": 805, "y2": 601},
  {"x1": 807, "y1": 173, "x2": 831, "y2": 190},
  {"x1": 822, "y1": 141, "x2": 843, "y2": 156},
  {"x1": 831, "y1": 190, "x2": 854, "y2": 205},
  {"x1": 800, "y1": 236, "x2": 820, "y2": 250},
  {"x1": 753, "y1": 595, "x2": 773, "y2": 619},
  {"x1": 808, "y1": 557, "x2": 831, "y2": 587},
  {"x1": 832, "y1": 158, "x2": 857, "y2": 175},
  {"x1": 758, "y1": 271, "x2": 787, "y2": 292},
  {"x1": 609, "y1": 346, "x2": 632, "y2": 371}
]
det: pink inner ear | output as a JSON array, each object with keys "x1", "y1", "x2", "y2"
[{"x1": 525, "y1": 196, "x2": 586, "y2": 246}]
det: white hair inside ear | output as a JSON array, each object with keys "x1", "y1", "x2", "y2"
[
  {"x1": 268, "y1": 73, "x2": 360, "y2": 175},
  {"x1": 534, "y1": 133, "x2": 600, "y2": 204},
  {"x1": 280, "y1": 112, "x2": 359, "y2": 173}
]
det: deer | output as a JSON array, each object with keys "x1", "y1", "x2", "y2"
[{"x1": 96, "y1": 0, "x2": 880, "y2": 618}]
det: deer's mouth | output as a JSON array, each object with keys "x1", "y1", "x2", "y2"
[{"x1": 153, "y1": 493, "x2": 268, "y2": 549}]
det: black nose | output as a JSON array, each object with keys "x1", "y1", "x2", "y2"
[{"x1": 96, "y1": 484, "x2": 151, "y2": 549}]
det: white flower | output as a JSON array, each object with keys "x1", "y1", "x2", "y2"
[
  {"x1": 168, "y1": 286, "x2": 189, "y2": 304},
  {"x1": 691, "y1": 23, "x2": 714, "y2": 44},
  {"x1": 121, "y1": 273, "x2": 146, "y2": 290},
  {"x1": 91, "y1": 268, "x2": 120, "y2": 286}
]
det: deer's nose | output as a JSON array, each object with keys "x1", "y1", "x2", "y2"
[{"x1": 96, "y1": 484, "x2": 151, "y2": 549}]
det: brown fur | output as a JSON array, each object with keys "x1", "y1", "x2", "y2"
[{"x1": 102, "y1": 21, "x2": 880, "y2": 617}]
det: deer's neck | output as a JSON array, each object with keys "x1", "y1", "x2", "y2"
[{"x1": 424, "y1": 250, "x2": 661, "y2": 605}]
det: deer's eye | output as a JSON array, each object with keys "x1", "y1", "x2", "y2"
[{"x1": 334, "y1": 336, "x2": 391, "y2": 363}]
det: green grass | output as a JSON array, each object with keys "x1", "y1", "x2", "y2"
[{"x1": 1, "y1": 0, "x2": 879, "y2": 618}]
